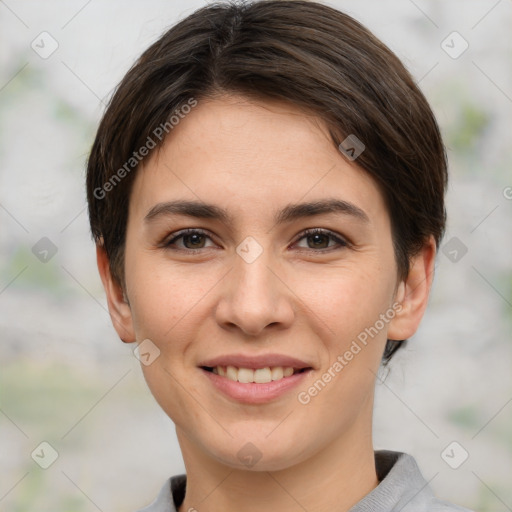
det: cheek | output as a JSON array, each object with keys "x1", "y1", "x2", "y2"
[
  {"x1": 128, "y1": 277, "x2": 177, "y2": 341},
  {"x1": 299, "y1": 265, "x2": 396, "y2": 341},
  {"x1": 125, "y1": 259, "x2": 209, "y2": 420},
  {"x1": 126, "y1": 253, "x2": 396, "y2": 347},
  {"x1": 124, "y1": 252, "x2": 206, "y2": 344}
]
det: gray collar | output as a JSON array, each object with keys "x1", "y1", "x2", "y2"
[{"x1": 138, "y1": 450, "x2": 472, "y2": 512}]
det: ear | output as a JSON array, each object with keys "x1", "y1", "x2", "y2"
[
  {"x1": 387, "y1": 236, "x2": 436, "y2": 341},
  {"x1": 96, "y1": 244, "x2": 136, "y2": 343}
]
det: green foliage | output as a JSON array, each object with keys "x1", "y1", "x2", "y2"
[
  {"x1": 447, "y1": 404, "x2": 480, "y2": 430},
  {"x1": 447, "y1": 101, "x2": 490, "y2": 152},
  {"x1": 1, "y1": 245, "x2": 63, "y2": 293}
]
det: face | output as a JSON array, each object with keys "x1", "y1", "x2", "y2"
[{"x1": 100, "y1": 94, "x2": 433, "y2": 472}]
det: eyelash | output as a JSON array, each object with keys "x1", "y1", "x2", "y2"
[{"x1": 163, "y1": 228, "x2": 349, "y2": 254}]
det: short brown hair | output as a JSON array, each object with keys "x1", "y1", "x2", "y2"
[{"x1": 86, "y1": 0, "x2": 448, "y2": 361}]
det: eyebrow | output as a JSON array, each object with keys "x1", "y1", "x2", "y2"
[{"x1": 144, "y1": 198, "x2": 370, "y2": 225}]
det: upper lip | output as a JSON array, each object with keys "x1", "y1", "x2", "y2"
[{"x1": 199, "y1": 353, "x2": 312, "y2": 370}]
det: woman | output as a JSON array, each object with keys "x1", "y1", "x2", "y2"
[{"x1": 86, "y1": 1, "x2": 473, "y2": 510}]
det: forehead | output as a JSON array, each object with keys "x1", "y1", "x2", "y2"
[{"x1": 129, "y1": 94, "x2": 388, "y2": 229}]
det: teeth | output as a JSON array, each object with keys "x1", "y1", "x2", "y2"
[
  {"x1": 226, "y1": 365, "x2": 238, "y2": 381},
  {"x1": 254, "y1": 367, "x2": 272, "y2": 383},
  {"x1": 237, "y1": 368, "x2": 254, "y2": 383},
  {"x1": 271, "y1": 367, "x2": 283, "y2": 380},
  {"x1": 213, "y1": 365, "x2": 299, "y2": 383}
]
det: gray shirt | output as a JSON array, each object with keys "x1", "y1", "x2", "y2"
[{"x1": 137, "y1": 450, "x2": 474, "y2": 512}]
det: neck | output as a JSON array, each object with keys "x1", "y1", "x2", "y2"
[{"x1": 176, "y1": 417, "x2": 378, "y2": 512}]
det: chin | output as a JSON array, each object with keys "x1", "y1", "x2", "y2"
[{"x1": 208, "y1": 436, "x2": 311, "y2": 473}]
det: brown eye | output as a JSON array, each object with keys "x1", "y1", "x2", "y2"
[
  {"x1": 165, "y1": 229, "x2": 215, "y2": 251},
  {"x1": 182, "y1": 233, "x2": 206, "y2": 249},
  {"x1": 294, "y1": 229, "x2": 348, "y2": 251},
  {"x1": 306, "y1": 233, "x2": 330, "y2": 249}
]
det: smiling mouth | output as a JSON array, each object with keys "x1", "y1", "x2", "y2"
[{"x1": 201, "y1": 365, "x2": 311, "y2": 384}]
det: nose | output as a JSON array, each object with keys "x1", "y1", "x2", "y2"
[{"x1": 214, "y1": 244, "x2": 295, "y2": 337}]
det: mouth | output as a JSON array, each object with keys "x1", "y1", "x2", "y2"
[
  {"x1": 200, "y1": 365, "x2": 311, "y2": 384},
  {"x1": 199, "y1": 364, "x2": 313, "y2": 404}
]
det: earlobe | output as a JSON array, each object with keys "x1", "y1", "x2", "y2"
[
  {"x1": 96, "y1": 244, "x2": 136, "y2": 343},
  {"x1": 387, "y1": 236, "x2": 437, "y2": 341}
]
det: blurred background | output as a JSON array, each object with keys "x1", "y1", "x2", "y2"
[{"x1": 1, "y1": 0, "x2": 511, "y2": 510}]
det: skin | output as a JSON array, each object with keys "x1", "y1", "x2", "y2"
[{"x1": 97, "y1": 94, "x2": 436, "y2": 512}]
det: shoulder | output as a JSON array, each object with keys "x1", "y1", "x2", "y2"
[{"x1": 358, "y1": 451, "x2": 476, "y2": 512}]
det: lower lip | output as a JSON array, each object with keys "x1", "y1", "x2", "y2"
[{"x1": 200, "y1": 368, "x2": 312, "y2": 404}]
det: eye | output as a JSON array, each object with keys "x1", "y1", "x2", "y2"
[
  {"x1": 293, "y1": 228, "x2": 348, "y2": 251},
  {"x1": 164, "y1": 228, "x2": 216, "y2": 252},
  {"x1": 163, "y1": 227, "x2": 348, "y2": 253}
]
